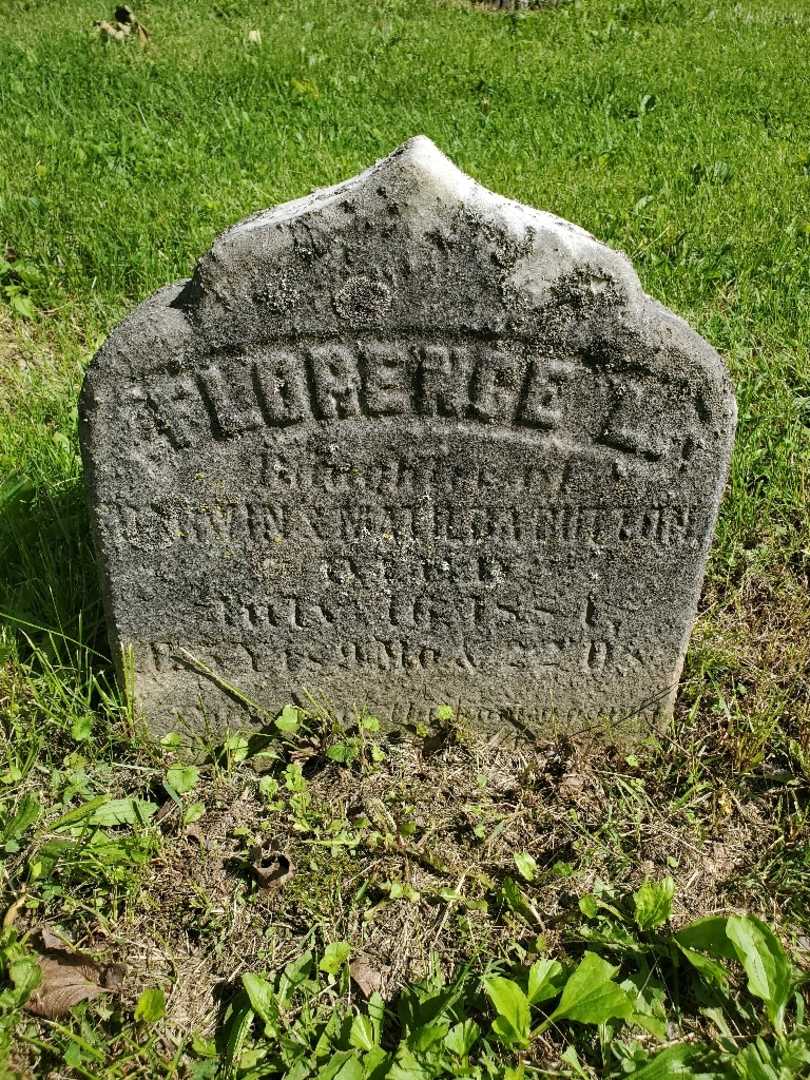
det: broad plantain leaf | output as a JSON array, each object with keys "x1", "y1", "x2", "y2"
[
  {"x1": 409, "y1": 1019, "x2": 450, "y2": 1052},
  {"x1": 500, "y1": 876, "x2": 536, "y2": 924},
  {"x1": 634, "y1": 877, "x2": 675, "y2": 930},
  {"x1": 319, "y1": 941, "x2": 351, "y2": 975},
  {"x1": 242, "y1": 972, "x2": 280, "y2": 1033},
  {"x1": 166, "y1": 765, "x2": 199, "y2": 794},
  {"x1": 444, "y1": 1018, "x2": 480, "y2": 1056},
  {"x1": 134, "y1": 987, "x2": 165, "y2": 1023},
  {"x1": 514, "y1": 851, "x2": 537, "y2": 881},
  {"x1": 483, "y1": 975, "x2": 530, "y2": 1046},
  {"x1": 527, "y1": 958, "x2": 563, "y2": 1003},
  {"x1": 624, "y1": 1042, "x2": 713, "y2": 1077},
  {"x1": 2, "y1": 793, "x2": 41, "y2": 845},
  {"x1": 9, "y1": 956, "x2": 41, "y2": 998},
  {"x1": 387, "y1": 1045, "x2": 431, "y2": 1079},
  {"x1": 222, "y1": 998, "x2": 254, "y2": 1068},
  {"x1": 726, "y1": 915, "x2": 792, "y2": 1033},
  {"x1": 88, "y1": 798, "x2": 159, "y2": 827},
  {"x1": 349, "y1": 1013, "x2": 377, "y2": 1051},
  {"x1": 545, "y1": 951, "x2": 634, "y2": 1028},
  {"x1": 675, "y1": 943, "x2": 729, "y2": 987},
  {"x1": 316, "y1": 1049, "x2": 365, "y2": 1080},
  {"x1": 51, "y1": 796, "x2": 109, "y2": 830},
  {"x1": 673, "y1": 916, "x2": 735, "y2": 960},
  {"x1": 731, "y1": 1033, "x2": 810, "y2": 1079},
  {"x1": 275, "y1": 705, "x2": 301, "y2": 733}
]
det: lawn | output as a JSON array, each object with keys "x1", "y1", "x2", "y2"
[{"x1": 0, "y1": 0, "x2": 808, "y2": 1076}]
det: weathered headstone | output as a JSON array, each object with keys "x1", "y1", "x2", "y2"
[
  {"x1": 79, "y1": 136, "x2": 736, "y2": 737},
  {"x1": 471, "y1": 1, "x2": 569, "y2": 12}
]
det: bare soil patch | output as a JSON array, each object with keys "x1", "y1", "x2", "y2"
[{"x1": 67, "y1": 697, "x2": 808, "y2": 1040}]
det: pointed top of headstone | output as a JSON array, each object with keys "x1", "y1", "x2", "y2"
[
  {"x1": 186, "y1": 135, "x2": 649, "y2": 350},
  {"x1": 365, "y1": 133, "x2": 479, "y2": 203}
]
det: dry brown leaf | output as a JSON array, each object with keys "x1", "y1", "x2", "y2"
[
  {"x1": 350, "y1": 956, "x2": 385, "y2": 998},
  {"x1": 3, "y1": 892, "x2": 27, "y2": 929},
  {"x1": 154, "y1": 797, "x2": 181, "y2": 828},
  {"x1": 289, "y1": 743, "x2": 318, "y2": 763},
  {"x1": 24, "y1": 930, "x2": 124, "y2": 1019},
  {"x1": 38, "y1": 928, "x2": 64, "y2": 951},
  {"x1": 251, "y1": 848, "x2": 294, "y2": 891}
]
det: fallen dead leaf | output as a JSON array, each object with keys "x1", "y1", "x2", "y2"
[
  {"x1": 251, "y1": 847, "x2": 294, "y2": 892},
  {"x1": 349, "y1": 956, "x2": 385, "y2": 999},
  {"x1": 25, "y1": 929, "x2": 125, "y2": 1018},
  {"x1": 289, "y1": 743, "x2": 319, "y2": 764},
  {"x1": 3, "y1": 891, "x2": 28, "y2": 929},
  {"x1": 154, "y1": 798, "x2": 179, "y2": 826}
]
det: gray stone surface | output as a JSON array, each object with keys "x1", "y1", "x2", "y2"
[
  {"x1": 472, "y1": 1, "x2": 569, "y2": 11},
  {"x1": 79, "y1": 136, "x2": 736, "y2": 738}
]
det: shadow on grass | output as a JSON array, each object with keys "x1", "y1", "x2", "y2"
[{"x1": 0, "y1": 469, "x2": 113, "y2": 686}]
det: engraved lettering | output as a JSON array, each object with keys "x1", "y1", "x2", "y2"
[
  {"x1": 308, "y1": 344, "x2": 361, "y2": 418},
  {"x1": 81, "y1": 142, "x2": 735, "y2": 740},
  {"x1": 197, "y1": 364, "x2": 264, "y2": 437},
  {"x1": 255, "y1": 350, "x2": 311, "y2": 425},
  {"x1": 145, "y1": 378, "x2": 199, "y2": 448},
  {"x1": 361, "y1": 342, "x2": 412, "y2": 415},
  {"x1": 519, "y1": 359, "x2": 575, "y2": 429},
  {"x1": 599, "y1": 380, "x2": 665, "y2": 459},
  {"x1": 419, "y1": 344, "x2": 470, "y2": 416},
  {"x1": 470, "y1": 351, "x2": 521, "y2": 421}
]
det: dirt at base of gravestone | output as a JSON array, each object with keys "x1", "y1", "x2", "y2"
[{"x1": 43, "y1": 632, "x2": 806, "y2": 1044}]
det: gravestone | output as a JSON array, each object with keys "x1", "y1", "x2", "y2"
[
  {"x1": 79, "y1": 136, "x2": 736, "y2": 737},
  {"x1": 472, "y1": 1, "x2": 569, "y2": 12}
]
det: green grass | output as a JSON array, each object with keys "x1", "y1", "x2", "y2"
[{"x1": 0, "y1": 0, "x2": 808, "y2": 1075}]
